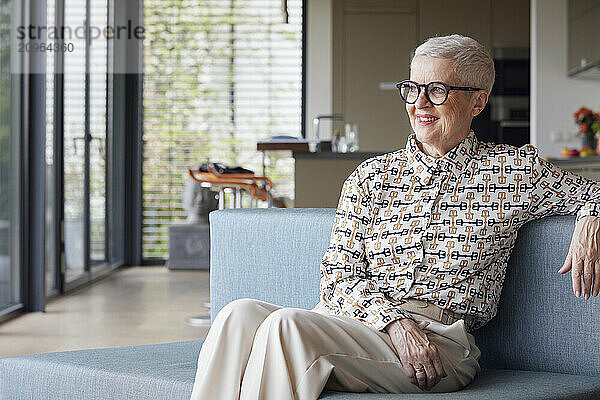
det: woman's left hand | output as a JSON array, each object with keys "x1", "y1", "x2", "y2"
[{"x1": 558, "y1": 216, "x2": 600, "y2": 299}]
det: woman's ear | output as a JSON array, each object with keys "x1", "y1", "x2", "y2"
[{"x1": 471, "y1": 91, "x2": 489, "y2": 117}]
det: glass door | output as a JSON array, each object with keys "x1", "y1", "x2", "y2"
[
  {"x1": 45, "y1": 0, "x2": 59, "y2": 297},
  {"x1": 62, "y1": 0, "x2": 108, "y2": 286},
  {"x1": 89, "y1": 0, "x2": 108, "y2": 265},
  {"x1": 63, "y1": 0, "x2": 86, "y2": 283},
  {"x1": 0, "y1": 0, "x2": 22, "y2": 315}
]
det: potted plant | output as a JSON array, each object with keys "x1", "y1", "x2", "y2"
[{"x1": 573, "y1": 106, "x2": 600, "y2": 151}]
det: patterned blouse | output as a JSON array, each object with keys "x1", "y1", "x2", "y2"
[{"x1": 319, "y1": 131, "x2": 600, "y2": 332}]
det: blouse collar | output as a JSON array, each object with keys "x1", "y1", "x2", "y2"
[{"x1": 406, "y1": 130, "x2": 478, "y2": 184}]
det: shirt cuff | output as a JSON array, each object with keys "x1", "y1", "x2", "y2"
[
  {"x1": 576, "y1": 203, "x2": 600, "y2": 222},
  {"x1": 374, "y1": 307, "x2": 416, "y2": 332}
]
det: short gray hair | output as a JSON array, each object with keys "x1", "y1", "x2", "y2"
[{"x1": 412, "y1": 34, "x2": 495, "y2": 93}]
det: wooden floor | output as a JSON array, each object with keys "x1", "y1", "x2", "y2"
[{"x1": 0, "y1": 267, "x2": 210, "y2": 359}]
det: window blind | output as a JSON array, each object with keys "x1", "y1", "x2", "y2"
[{"x1": 142, "y1": 0, "x2": 303, "y2": 260}]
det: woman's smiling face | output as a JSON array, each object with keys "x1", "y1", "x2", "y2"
[{"x1": 406, "y1": 56, "x2": 485, "y2": 157}]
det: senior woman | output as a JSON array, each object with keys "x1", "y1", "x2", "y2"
[{"x1": 190, "y1": 34, "x2": 600, "y2": 399}]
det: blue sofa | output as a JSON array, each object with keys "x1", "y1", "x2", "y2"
[{"x1": 1, "y1": 209, "x2": 599, "y2": 399}]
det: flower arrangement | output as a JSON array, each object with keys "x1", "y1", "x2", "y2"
[{"x1": 573, "y1": 106, "x2": 600, "y2": 139}]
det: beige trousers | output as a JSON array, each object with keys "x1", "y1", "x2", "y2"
[{"x1": 190, "y1": 298, "x2": 481, "y2": 400}]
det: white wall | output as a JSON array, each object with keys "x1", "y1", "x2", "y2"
[
  {"x1": 531, "y1": 0, "x2": 600, "y2": 157},
  {"x1": 305, "y1": 0, "x2": 332, "y2": 139}
]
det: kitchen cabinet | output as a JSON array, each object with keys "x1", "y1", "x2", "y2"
[
  {"x1": 418, "y1": 0, "x2": 530, "y2": 50},
  {"x1": 418, "y1": 0, "x2": 491, "y2": 49},
  {"x1": 568, "y1": 0, "x2": 600, "y2": 75},
  {"x1": 492, "y1": 0, "x2": 530, "y2": 48},
  {"x1": 333, "y1": 0, "x2": 417, "y2": 152},
  {"x1": 569, "y1": 0, "x2": 600, "y2": 20}
]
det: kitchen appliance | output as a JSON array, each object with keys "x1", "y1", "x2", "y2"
[
  {"x1": 492, "y1": 48, "x2": 530, "y2": 96},
  {"x1": 472, "y1": 48, "x2": 530, "y2": 147}
]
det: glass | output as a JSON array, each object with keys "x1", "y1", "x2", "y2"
[
  {"x1": 63, "y1": 0, "x2": 110, "y2": 280},
  {"x1": 0, "y1": 0, "x2": 20, "y2": 310},
  {"x1": 344, "y1": 123, "x2": 359, "y2": 152},
  {"x1": 63, "y1": 0, "x2": 86, "y2": 282},
  {"x1": 396, "y1": 80, "x2": 484, "y2": 106},
  {"x1": 89, "y1": 0, "x2": 108, "y2": 264}
]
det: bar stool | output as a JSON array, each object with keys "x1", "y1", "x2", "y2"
[{"x1": 188, "y1": 166, "x2": 273, "y2": 209}]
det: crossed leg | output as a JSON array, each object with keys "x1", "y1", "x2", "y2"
[
  {"x1": 190, "y1": 298, "x2": 480, "y2": 400},
  {"x1": 190, "y1": 298, "x2": 281, "y2": 400}
]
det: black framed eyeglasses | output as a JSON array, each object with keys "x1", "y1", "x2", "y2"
[{"x1": 396, "y1": 80, "x2": 484, "y2": 106}]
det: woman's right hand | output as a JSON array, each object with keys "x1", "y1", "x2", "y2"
[{"x1": 384, "y1": 318, "x2": 447, "y2": 391}]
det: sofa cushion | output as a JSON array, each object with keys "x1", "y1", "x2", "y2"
[
  {"x1": 2, "y1": 340, "x2": 600, "y2": 400},
  {"x1": 0, "y1": 340, "x2": 203, "y2": 400},
  {"x1": 321, "y1": 369, "x2": 600, "y2": 399}
]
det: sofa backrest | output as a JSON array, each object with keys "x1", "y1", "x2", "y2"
[{"x1": 209, "y1": 208, "x2": 599, "y2": 376}]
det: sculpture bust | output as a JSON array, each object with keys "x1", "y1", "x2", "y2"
[{"x1": 182, "y1": 177, "x2": 218, "y2": 224}]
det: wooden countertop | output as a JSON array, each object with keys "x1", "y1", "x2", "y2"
[{"x1": 293, "y1": 151, "x2": 388, "y2": 160}]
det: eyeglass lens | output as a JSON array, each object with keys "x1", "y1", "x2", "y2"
[{"x1": 399, "y1": 82, "x2": 448, "y2": 105}]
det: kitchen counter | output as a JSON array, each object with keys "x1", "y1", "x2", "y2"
[
  {"x1": 547, "y1": 156, "x2": 600, "y2": 181},
  {"x1": 294, "y1": 151, "x2": 390, "y2": 207},
  {"x1": 294, "y1": 153, "x2": 600, "y2": 163},
  {"x1": 293, "y1": 151, "x2": 387, "y2": 160},
  {"x1": 548, "y1": 156, "x2": 600, "y2": 164},
  {"x1": 294, "y1": 153, "x2": 600, "y2": 208}
]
